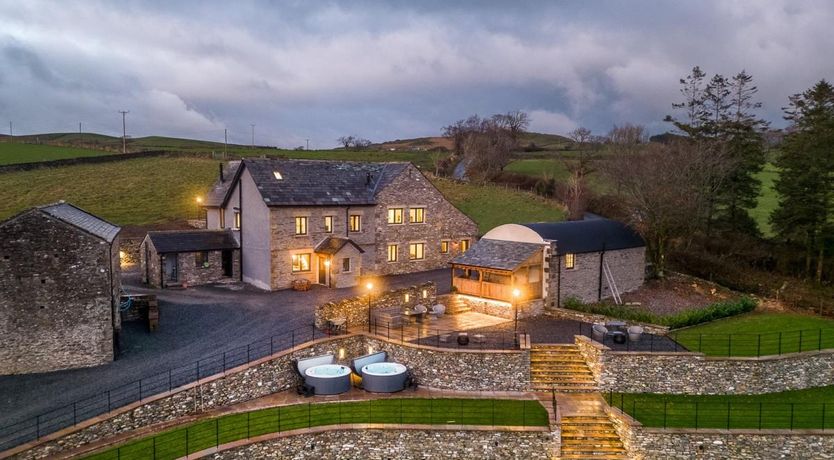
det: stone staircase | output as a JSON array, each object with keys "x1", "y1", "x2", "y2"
[
  {"x1": 560, "y1": 414, "x2": 628, "y2": 459},
  {"x1": 530, "y1": 344, "x2": 597, "y2": 392},
  {"x1": 443, "y1": 295, "x2": 471, "y2": 314}
]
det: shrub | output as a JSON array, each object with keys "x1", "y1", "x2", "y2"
[{"x1": 559, "y1": 296, "x2": 758, "y2": 329}]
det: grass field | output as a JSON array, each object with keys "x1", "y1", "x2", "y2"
[
  {"x1": 0, "y1": 143, "x2": 113, "y2": 165},
  {"x1": 84, "y1": 398, "x2": 548, "y2": 460},
  {"x1": 671, "y1": 311, "x2": 834, "y2": 357},
  {"x1": 750, "y1": 162, "x2": 780, "y2": 237},
  {"x1": 607, "y1": 386, "x2": 834, "y2": 430},
  {"x1": 432, "y1": 177, "x2": 566, "y2": 233},
  {"x1": 0, "y1": 157, "x2": 218, "y2": 225}
]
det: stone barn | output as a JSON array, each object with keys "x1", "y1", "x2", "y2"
[
  {"x1": 0, "y1": 202, "x2": 121, "y2": 375},
  {"x1": 140, "y1": 229, "x2": 240, "y2": 288},
  {"x1": 450, "y1": 217, "x2": 646, "y2": 313}
]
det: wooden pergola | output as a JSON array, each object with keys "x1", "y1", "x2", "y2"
[{"x1": 450, "y1": 250, "x2": 543, "y2": 302}]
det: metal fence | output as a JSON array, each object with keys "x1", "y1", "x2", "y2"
[
  {"x1": 668, "y1": 326, "x2": 834, "y2": 357},
  {"x1": 0, "y1": 325, "x2": 326, "y2": 453},
  {"x1": 367, "y1": 319, "x2": 524, "y2": 350},
  {"x1": 576, "y1": 322, "x2": 687, "y2": 352},
  {"x1": 83, "y1": 398, "x2": 548, "y2": 460},
  {"x1": 606, "y1": 392, "x2": 834, "y2": 431}
]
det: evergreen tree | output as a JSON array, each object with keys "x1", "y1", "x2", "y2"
[{"x1": 771, "y1": 80, "x2": 834, "y2": 282}]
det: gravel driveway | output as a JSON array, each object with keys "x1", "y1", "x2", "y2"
[{"x1": 0, "y1": 269, "x2": 451, "y2": 428}]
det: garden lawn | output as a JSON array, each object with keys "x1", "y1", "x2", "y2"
[
  {"x1": 0, "y1": 143, "x2": 112, "y2": 165},
  {"x1": 0, "y1": 156, "x2": 218, "y2": 225},
  {"x1": 607, "y1": 386, "x2": 834, "y2": 430},
  {"x1": 432, "y1": 177, "x2": 566, "y2": 233},
  {"x1": 83, "y1": 398, "x2": 548, "y2": 460},
  {"x1": 671, "y1": 311, "x2": 834, "y2": 357},
  {"x1": 749, "y1": 162, "x2": 779, "y2": 237}
]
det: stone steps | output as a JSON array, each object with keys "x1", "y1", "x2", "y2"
[
  {"x1": 529, "y1": 344, "x2": 597, "y2": 393},
  {"x1": 561, "y1": 414, "x2": 628, "y2": 459}
]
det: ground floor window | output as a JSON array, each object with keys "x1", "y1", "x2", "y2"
[
  {"x1": 342, "y1": 257, "x2": 351, "y2": 272},
  {"x1": 195, "y1": 251, "x2": 210, "y2": 268},
  {"x1": 565, "y1": 253, "x2": 575, "y2": 270},
  {"x1": 409, "y1": 242, "x2": 425, "y2": 260},
  {"x1": 292, "y1": 253, "x2": 311, "y2": 272},
  {"x1": 387, "y1": 244, "x2": 398, "y2": 262}
]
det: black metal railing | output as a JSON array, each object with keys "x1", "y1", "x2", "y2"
[
  {"x1": 0, "y1": 325, "x2": 327, "y2": 453},
  {"x1": 576, "y1": 322, "x2": 687, "y2": 352},
  {"x1": 606, "y1": 392, "x2": 834, "y2": 431},
  {"x1": 80, "y1": 398, "x2": 548, "y2": 460},
  {"x1": 668, "y1": 327, "x2": 834, "y2": 357},
  {"x1": 366, "y1": 319, "x2": 524, "y2": 350}
]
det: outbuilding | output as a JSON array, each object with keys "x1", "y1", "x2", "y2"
[{"x1": 140, "y1": 229, "x2": 240, "y2": 288}]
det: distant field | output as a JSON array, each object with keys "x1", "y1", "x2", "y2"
[
  {"x1": 433, "y1": 177, "x2": 565, "y2": 233},
  {"x1": 0, "y1": 143, "x2": 113, "y2": 165},
  {"x1": 505, "y1": 158, "x2": 571, "y2": 180},
  {"x1": 750, "y1": 162, "x2": 779, "y2": 237},
  {"x1": 0, "y1": 157, "x2": 218, "y2": 225}
]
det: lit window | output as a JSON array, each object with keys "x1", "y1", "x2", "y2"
[
  {"x1": 387, "y1": 244, "x2": 398, "y2": 262},
  {"x1": 387, "y1": 208, "x2": 404, "y2": 224},
  {"x1": 342, "y1": 257, "x2": 351, "y2": 272},
  {"x1": 409, "y1": 242, "x2": 425, "y2": 260},
  {"x1": 292, "y1": 253, "x2": 311, "y2": 272},
  {"x1": 460, "y1": 239, "x2": 470, "y2": 252},
  {"x1": 234, "y1": 212, "x2": 241, "y2": 229},
  {"x1": 273, "y1": 171, "x2": 283, "y2": 180},
  {"x1": 440, "y1": 241, "x2": 449, "y2": 254},
  {"x1": 219, "y1": 208, "x2": 225, "y2": 229},
  {"x1": 195, "y1": 251, "x2": 209, "y2": 268},
  {"x1": 409, "y1": 207, "x2": 425, "y2": 223},
  {"x1": 349, "y1": 215, "x2": 362, "y2": 232},
  {"x1": 294, "y1": 216, "x2": 307, "y2": 235},
  {"x1": 323, "y1": 216, "x2": 333, "y2": 233},
  {"x1": 565, "y1": 253, "x2": 575, "y2": 270}
]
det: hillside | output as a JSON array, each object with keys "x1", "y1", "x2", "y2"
[{"x1": 375, "y1": 131, "x2": 572, "y2": 152}]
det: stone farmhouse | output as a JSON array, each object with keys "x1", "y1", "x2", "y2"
[
  {"x1": 0, "y1": 202, "x2": 121, "y2": 375},
  {"x1": 450, "y1": 217, "x2": 645, "y2": 311},
  {"x1": 193, "y1": 158, "x2": 478, "y2": 290}
]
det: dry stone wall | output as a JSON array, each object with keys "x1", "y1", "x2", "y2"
[
  {"x1": 211, "y1": 429, "x2": 553, "y2": 460},
  {"x1": 577, "y1": 336, "x2": 834, "y2": 394},
  {"x1": 453, "y1": 294, "x2": 543, "y2": 320},
  {"x1": 315, "y1": 282, "x2": 436, "y2": 329}
]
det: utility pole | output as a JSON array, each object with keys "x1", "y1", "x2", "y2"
[
  {"x1": 250, "y1": 124, "x2": 255, "y2": 149},
  {"x1": 118, "y1": 110, "x2": 129, "y2": 153},
  {"x1": 79, "y1": 122, "x2": 83, "y2": 144},
  {"x1": 224, "y1": 128, "x2": 228, "y2": 157},
  {"x1": 306, "y1": 138, "x2": 309, "y2": 150},
  {"x1": 9, "y1": 121, "x2": 12, "y2": 139}
]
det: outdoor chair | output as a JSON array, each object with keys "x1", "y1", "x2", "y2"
[
  {"x1": 592, "y1": 323, "x2": 608, "y2": 342},
  {"x1": 628, "y1": 325, "x2": 644, "y2": 342},
  {"x1": 429, "y1": 303, "x2": 446, "y2": 319}
]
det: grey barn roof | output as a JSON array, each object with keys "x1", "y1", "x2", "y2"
[
  {"x1": 522, "y1": 219, "x2": 644, "y2": 254},
  {"x1": 230, "y1": 158, "x2": 410, "y2": 207},
  {"x1": 147, "y1": 230, "x2": 239, "y2": 254},
  {"x1": 451, "y1": 238, "x2": 544, "y2": 271},
  {"x1": 39, "y1": 202, "x2": 120, "y2": 243}
]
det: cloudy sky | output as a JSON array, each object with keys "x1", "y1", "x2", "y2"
[{"x1": 1, "y1": 1, "x2": 833, "y2": 148}]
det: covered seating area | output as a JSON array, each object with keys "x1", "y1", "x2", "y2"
[{"x1": 450, "y1": 239, "x2": 546, "y2": 302}]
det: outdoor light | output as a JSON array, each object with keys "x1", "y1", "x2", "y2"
[
  {"x1": 324, "y1": 259, "x2": 331, "y2": 267},
  {"x1": 366, "y1": 282, "x2": 373, "y2": 290},
  {"x1": 118, "y1": 250, "x2": 126, "y2": 259},
  {"x1": 512, "y1": 288, "x2": 521, "y2": 298},
  {"x1": 366, "y1": 282, "x2": 374, "y2": 333},
  {"x1": 195, "y1": 196, "x2": 203, "y2": 204},
  {"x1": 422, "y1": 289, "x2": 428, "y2": 298},
  {"x1": 404, "y1": 293, "x2": 410, "y2": 302},
  {"x1": 512, "y1": 288, "x2": 521, "y2": 344},
  {"x1": 338, "y1": 348, "x2": 345, "y2": 359},
  {"x1": 368, "y1": 345, "x2": 374, "y2": 354}
]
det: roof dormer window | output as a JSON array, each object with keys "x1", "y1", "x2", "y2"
[{"x1": 273, "y1": 171, "x2": 283, "y2": 180}]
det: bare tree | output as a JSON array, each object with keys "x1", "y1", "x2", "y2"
[
  {"x1": 442, "y1": 115, "x2": 482, "y2": 156},
  {"x1": 353, "y1": 138, "x2": 371, "y2": 150},
  {"x1": 337, "y1": 135, "x2": 355, "y2": 150},
  {"x1": 602, "y1": 140, "x2": 731, "y2": 277},
  {"x1": 491, "y1": 110, "x2": 530, "y2": 141},
  {"x1": 568, "y1": 127, "x2": 593, "y2": 148},
  {"x1": 462, "y1": 121, "x2": 515, "y2": 182},
  {"x1": 607, "y1": 123, "x2": 648, "y2": 150}
]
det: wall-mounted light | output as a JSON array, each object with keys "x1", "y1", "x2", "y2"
[
  {"x1": 338, "y1": 348, "x2": 345, "y2": 359},
  {"x1": 324, "y1": 259, "x2": 331, "y2": 268},
  {"x1": 367, "y1": 345, "x2": 374, "y2": 354},
  {"x1": 422, "y1": 289, "x2": 428, "y2": 299},
  {"x1": 118, "y1": 250, "x2": 126, "y2": 260},
  {"x1": 404, "y1": 293, "x2": 410, "y2": 302}
]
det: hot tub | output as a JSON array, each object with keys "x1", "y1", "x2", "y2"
[
  {"x1": 361, "y1": 362, "x2": 408, "y2": 393},
  {"x1": 304, "y1": 364, "x2": 351, "y2": 395}
]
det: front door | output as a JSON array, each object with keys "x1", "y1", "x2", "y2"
[
  {"x1": 317, "y1": 256, "x2": 328, "y2": 285},
  {"x1": 222, "y1": 250, "x2": 233, "y2": 277},
  {"x1": 163, "y1": 255, "x2": 178, "y2": 283}
]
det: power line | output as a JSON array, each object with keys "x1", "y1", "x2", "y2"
[{"x1": 118, "y1": 111, "x2": 129, "y2": 153}]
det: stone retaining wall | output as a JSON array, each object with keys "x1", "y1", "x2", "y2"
[
  {"x1": 314, "y1": 282, "x2": 436, "y2": 329},
  {"x1": 454, "y1": 294, "x2": 543, "y2": 320},
  {"x1": 546, "y1": 308, "x2": 669, "y2": 335},
  {"x1": 608, "y1": 408, "x2": 834, "y2": 460},
  {"x1": 8, "y1": 333, "x2": 528, "y2": 459},
  {"x1": 210, "y1": 429, "x2": 553, "y2": 459},
  {"x1": 577, "y1": 336, "x2": 834, "y2": 394}
]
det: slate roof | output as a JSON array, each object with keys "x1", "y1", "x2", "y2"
[
  {"x1": 39, "y1": 202, "x2": 121, "y2": 243},
  {"x1": 205, "y1": 161, "x2": 241, "y2": 207},
  {"x1": 147, "y1": 230, "x2": 240, "y2": 254},
  {"x1": 451, "y1": 238, "x2": 544, "y2": 271},
  {"x1": 227, "y1": 159, "x2": 410, "y2": 207},
  {"x1": 314, "y1": 236, "x2": 365, "y2": 255},
  {"x1": 522, "y1": 219, "x2": 644, "y2": 254}
]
